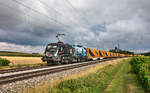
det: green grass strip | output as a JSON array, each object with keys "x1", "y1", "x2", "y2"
[
  {"x1": 103, "y1": 60, "x2": 145, "y2": 93},
  {"x1": 52, "y1": 62, "x2": 124, "y2": 93},
  {"x1": 102, "y1": 61, "x2": 128, "y2": 93}
]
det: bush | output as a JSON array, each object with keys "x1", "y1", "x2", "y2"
[
  {"x1": 130, "y1": 57, "x2": 150, "y2": 90},
  {"x1": 0, "y1": 58, "x2": 10, "y2": 66}
]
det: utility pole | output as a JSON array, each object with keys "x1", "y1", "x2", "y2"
[{"x1": 118, "y1": 43, "x2": 120, "y2": 50}]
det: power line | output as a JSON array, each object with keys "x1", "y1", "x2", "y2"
[
  {"x1": 65, "y1": 0, "x2": 108, "y2": 31},
  {"x1": 64, "y1": 0, "x2": 90, "y2": 26},
  {"x1": 2, "y1": 0, "x2": 72, "y2": 40},
  {"x1": 65, "y1": 0, "x2": 80, "y2": 15},
  {"x1": 11, "y1": 0, "x2": 72, "y2": 28},
  {"x1": 0, "y1": 2, "x2": 61, "y2": 31},
  {"x1": 37, "y1": 0, "x2": 80, "y2": 27}
]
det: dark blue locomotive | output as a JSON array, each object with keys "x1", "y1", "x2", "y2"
[{"x1": 42, "y1": 42, "x2": 87, "y2": 65}]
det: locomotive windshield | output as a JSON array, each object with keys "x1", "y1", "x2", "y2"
[
  {"x1": 45, "y1": 45, "x2": 58, "y2": 56},
  {"x1": 44, "y1": 43, "x2": 73, "y2": 57}
]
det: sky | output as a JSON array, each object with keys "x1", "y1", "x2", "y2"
[{"x1": 0, "y1": 0, "x2": 150, "y2": 53}]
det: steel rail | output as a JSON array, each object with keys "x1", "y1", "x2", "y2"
[{"x1": 0, "y1": 58, "x2": 119, "y2": 85}]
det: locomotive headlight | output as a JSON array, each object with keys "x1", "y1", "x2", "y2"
[{"x1": 46, "y1": 52, "x2": 49, "y2": 56}]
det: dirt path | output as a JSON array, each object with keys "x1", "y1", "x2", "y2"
[
  {"x1": 102, "y1": 61, "x2": 127, "y2": 93},
  {"x1": 102, "y1": 61, "x2": 145, "y2": 93},
  {"x1": 125, "y1": 63, "x2": 145, "y2": 93}
]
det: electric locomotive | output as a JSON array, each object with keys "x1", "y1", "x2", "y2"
[{"x1": 41, "y1": 41, "x2": 87, "y2": 65}]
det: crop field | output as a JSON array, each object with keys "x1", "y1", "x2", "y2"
[
  {"x1": 0, "y1": 51, "x2": 44, "y2": 66},
  {"x1": 0, "y1": 56, "x2": 43, "y2": 65},
  {"x1": 131, "y1": 56, "x2": 150, "y2": 91},
  {"x1": 0, "y1": 51, "x2": 42, "y2": 57},
  {"x1": 23, "y1": 58, "x2": 145, "y2": 93}
]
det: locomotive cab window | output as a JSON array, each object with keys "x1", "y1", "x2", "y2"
[
  {"x1": 46, "y1": 45, "x2": 58, "y2": 56},
  {"x1": 58, "y1": 47, "x2": 64, "y2": 55}
]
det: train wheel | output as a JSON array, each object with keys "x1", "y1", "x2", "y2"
[
  {"x1": 77, "y1": 58, "x2": 81, "y2": 62},
  {"x1": 47, "y1": 60, "x2": 52, "y2": 66},
  {"x1": 64, "y1": 60, "x2": 69, "y2": 64}
]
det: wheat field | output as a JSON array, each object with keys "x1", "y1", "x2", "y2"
[{"x1": 0, "y1": 56, "x2": 43, "y2": 65}]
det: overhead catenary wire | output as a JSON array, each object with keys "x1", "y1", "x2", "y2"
[
  {"x1": 65, "y1": 0, "x2": 107, "y2": 32},
  {"x1": 64, "y1": 0, "x2": 91, "y2": 26},
  {"x1": 37, "y1": 0, "x2": 81, "y2": 27},
  {"x1": 1, "y1": 0, "x2": 71, "y2": 41},
  {"x1": 0, "y1": 1, "x2": 57, "y2": 30},
  {"x1": 0, "y1": 1, "x2": 65, "y2": 50},
  {"x1": 10, "y1": 0, "x2": 72, "y2": 29}
]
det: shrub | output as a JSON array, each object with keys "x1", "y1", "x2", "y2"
[
  {"x1": 130, "y1": 57, "x2": 150, "y2": 90},
  {"x1": 0, "y1": 58, "x2": 10, "y2": 66}
]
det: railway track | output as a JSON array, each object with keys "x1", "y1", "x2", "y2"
[
  {"x1": 0, "y1": 65, "x2": 48, "y2": 74},
  {"x1": 0, "y1": 58, "x2": 119, "y2": 85}
]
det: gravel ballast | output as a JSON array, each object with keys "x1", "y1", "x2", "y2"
[{"x1": 0, "y1": 58, "x2": 127, "y2": 93}]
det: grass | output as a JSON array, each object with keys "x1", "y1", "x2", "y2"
[
  {"x1": 125, "y1": 73, "x2": 145, "y2": 93},
  {"x1": 56, "y1": 63, "x2": 122, "y2": 93},
  {"x1": 0, "y1": 51, "x2": 42, "y2": 57},
  {"x1": 102, "y1": 61, "x2": 128, "y2": 93},
  {"x1": 103, "y1": 60, "x2": 145, "y2": 93},
  {"x1": 23, "y1": 58, "x2": 126, "y2": 93}
]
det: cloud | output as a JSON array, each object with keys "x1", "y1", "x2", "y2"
[
  {"x1": 0, "y1": 0, "x2": 149, "y2": 53},
  {"x1": 0, "y1": 42, "x2": 44, "y2": 53}
]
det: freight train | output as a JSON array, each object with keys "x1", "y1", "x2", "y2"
[{"x1": 41, "y1": 42, "x2": 132, "y2": 65}]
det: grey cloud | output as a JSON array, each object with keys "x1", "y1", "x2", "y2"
[{"x1": 0, "y1": 0, "x2": 150, "y2": 53}]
